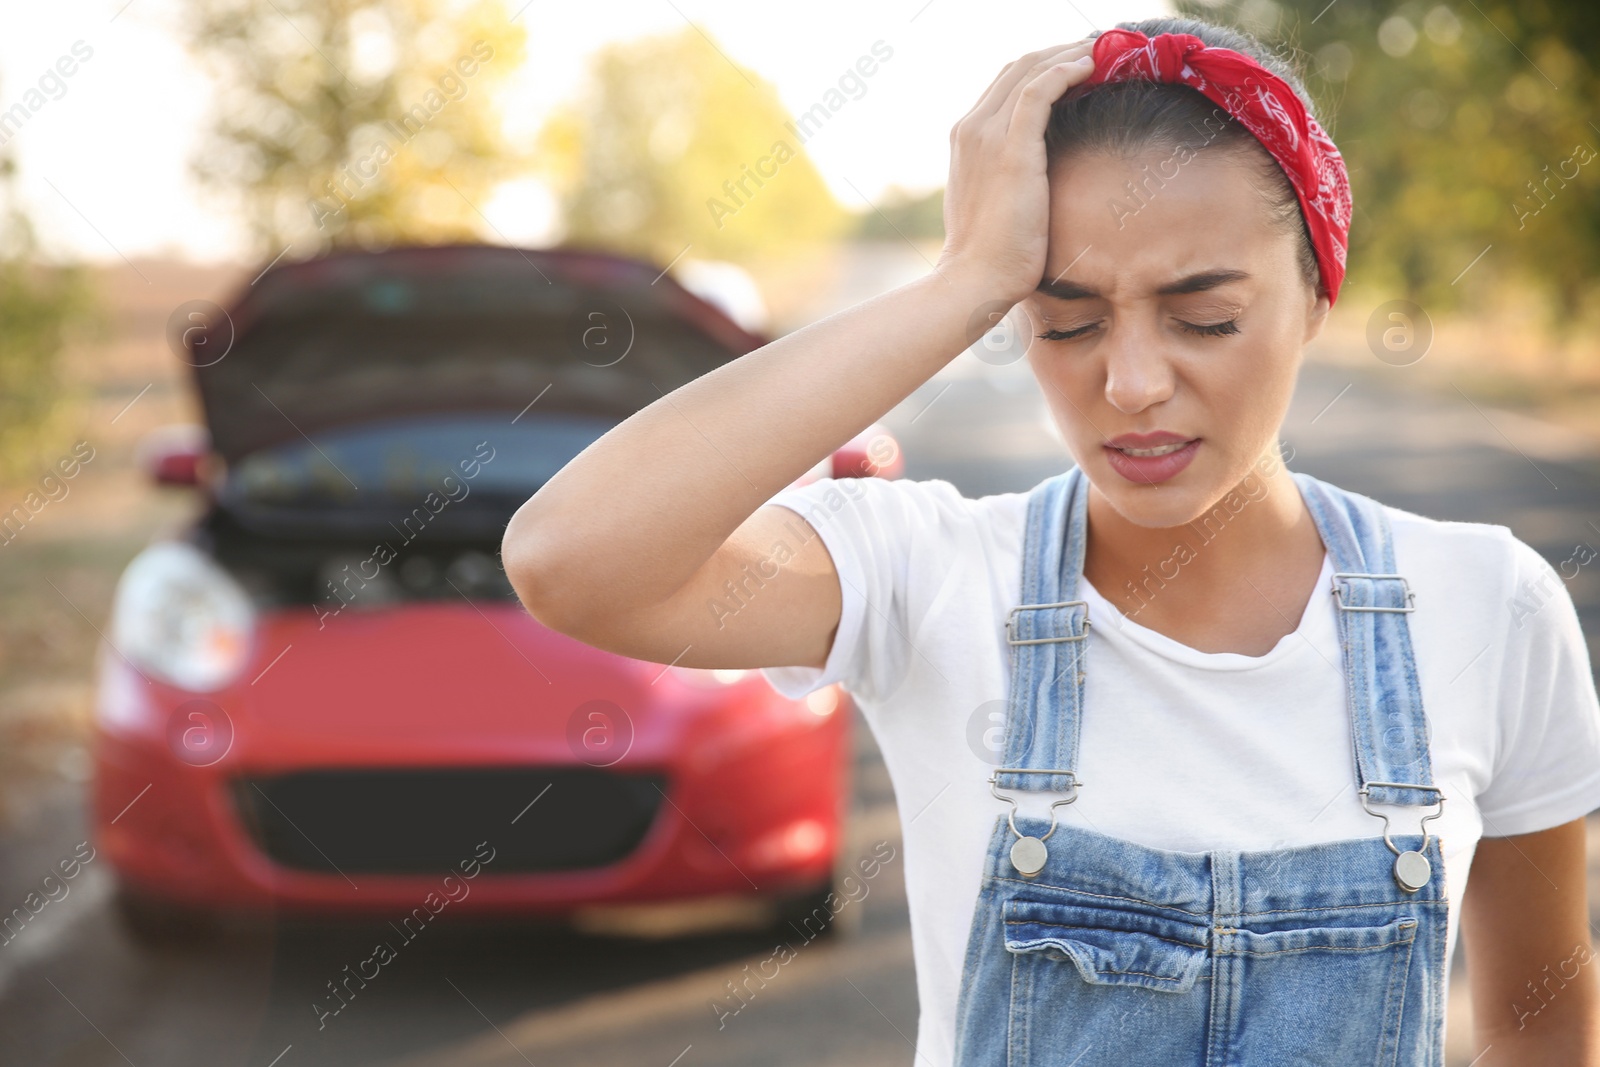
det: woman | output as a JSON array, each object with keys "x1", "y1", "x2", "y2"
[{"x1": 503, "y1": 16, "x2": 1600, "y2": 1066}]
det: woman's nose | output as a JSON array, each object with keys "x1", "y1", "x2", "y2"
[{"x1": 1101, "y1": 323, "x2": 1177, "y2": 414}]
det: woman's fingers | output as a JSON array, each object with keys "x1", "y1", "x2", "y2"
[
  {"x1": 955, "y1": 51, "x2": 1054, "y2": 130},
  {"x1": 1005, "y1": 52, "x2": 1098, "y2": 139},
  {"x1": 991, "y1": 42, "x2": 1097, "y2": 136},
  {"x1": 958, "y1": 39, "x2": 1096, "y2": 131},
  {"x1": 987, "y1": 41, "x2": 1095, "y2": 117},
  {"x1": 958, "y1": 55, "x2": 1030, "y2": 124}
]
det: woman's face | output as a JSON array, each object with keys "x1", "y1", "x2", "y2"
[{"x1": 1020, "y1": 145, "x2": 1330, "y2": 530}]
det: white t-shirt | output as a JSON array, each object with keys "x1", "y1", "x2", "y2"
[{"x1": 759, "y1": 473, "x2": 1600, "y2": 1067}]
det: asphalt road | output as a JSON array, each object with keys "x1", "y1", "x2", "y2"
[{"x1": 2, "y1": 351, "x2": 1598, "y2": 1067}]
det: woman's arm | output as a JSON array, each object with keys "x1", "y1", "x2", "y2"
[
  {"x1": 1460, "y1": 816, "x2": 1600, "y2": 1064},
  {"x1": 500, "y1": 38, "x2": 1101, "y2": 669}
]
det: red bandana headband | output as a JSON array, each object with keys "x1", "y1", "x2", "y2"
[{"x1": 1076, "y1": 28, "x2": 1353, "y2": 305}]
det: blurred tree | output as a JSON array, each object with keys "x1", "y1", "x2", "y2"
[
  {"x1": 181, "y1": 0, "x2": 526, "y2": 256},
  {"x1": 1175, "y1": 0, "x2": 1600, "y2": 333},
  {"x1": 854, "y1": 185, "x2": 944, "y2": 240},
  {"x1": 534, "y1": 26, "x2": 850, "y2": 265},
  {"x1": 0, "y1": 156, "x2": 95, "y2": 487}
]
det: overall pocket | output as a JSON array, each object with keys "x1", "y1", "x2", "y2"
[
  {"x1": 1003, "y1": 896, "x2": 1208, "y2": 993},
  {"x1": 998, "y1": 899, "x2": 1425, "y2": 1067},
  {"x1": 1000, "y1": 896, "x2": 1211, "y2": 1067}
]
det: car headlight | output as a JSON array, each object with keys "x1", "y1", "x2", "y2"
[{"x1": 110, "y1": 541, "x2": 255, "y2": 691}]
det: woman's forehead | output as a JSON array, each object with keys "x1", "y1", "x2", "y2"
[{"x1": 1042, "y1": 148, "x2": 1289, "y2": 295}]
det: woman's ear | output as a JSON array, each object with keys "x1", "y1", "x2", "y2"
[{"x1": 1303, "y1": 289, "x2": 1331, "y2": 345}]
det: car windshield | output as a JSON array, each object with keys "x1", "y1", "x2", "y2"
[{"x1": 220, "y1": 412, "x2": 612, "y2": 512}]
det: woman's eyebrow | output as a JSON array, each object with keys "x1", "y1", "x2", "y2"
[{"x1": 1035, "y1": 268, "x2": 1252, "y2": 300}]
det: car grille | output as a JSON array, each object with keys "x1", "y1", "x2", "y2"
[{"x1": 231, "y1": 766, "x2": 667, "y2": 875}]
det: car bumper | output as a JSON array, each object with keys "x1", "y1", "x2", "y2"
[{"x1": 92, "y1": 658, "x2": 850, "y2": 918}]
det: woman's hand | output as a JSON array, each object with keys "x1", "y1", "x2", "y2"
[{"x1": 936, "y1": 39, "x2": 1099, "y2": 305}]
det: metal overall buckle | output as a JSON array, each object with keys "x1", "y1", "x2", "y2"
[
  {"x1": 989, "y1": 771, "x2": 1082, "y2": 877},
  {"x1": 1330, "y1": 572, "x2": 1416, "y2": 612},
  {"x1": 1004, "y1": 599, "x2": 1091, "y2": 646},
  {"x1": 995, "y1": 598, "x2": 1090, "y2": 876},
  {"x1": 1359, "y1": 781, "x2": 1445, "y2": 893}
]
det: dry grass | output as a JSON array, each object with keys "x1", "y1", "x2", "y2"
[
  {"x1": 0, "y1": 258, "x2": 244, "y2": 824},
  {"x1": 1313, "y1": 278, "x2": 1600, "y2": 441}
]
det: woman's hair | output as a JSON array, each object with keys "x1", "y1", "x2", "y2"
[{"x1": 1045, "y1": 16, "x2": 1324, "y2": 298}]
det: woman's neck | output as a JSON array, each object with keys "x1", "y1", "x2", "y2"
[{"x1": 1081, "y1": 461, "x2": 1328, "y2": 654}]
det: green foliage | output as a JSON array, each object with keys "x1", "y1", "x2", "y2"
[
  {"x1": 535, "y1": 26, "x2": 850, "y2": 266},
  {"x1": 1174, "y1": 0, "x2": 1600, "y2": 332},
  {"x1": 180, "y1": 0, "x2": 527, "y2": 256},
  {"x1": 0, "y1": 161, "x2": 96, "y2": 487}
]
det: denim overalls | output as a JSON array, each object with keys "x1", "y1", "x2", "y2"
[{"x1": 951, "y1": 465, "x2": 1450, "y2": 1067}]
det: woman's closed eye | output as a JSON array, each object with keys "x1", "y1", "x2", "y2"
[{"x1": 1035, "y1": 317, "x2": 1242, "y2": 341}]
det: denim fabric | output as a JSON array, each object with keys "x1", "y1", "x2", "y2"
[{"x1": 952, "y1": 466, "x2": 1450, "y2": 1066}]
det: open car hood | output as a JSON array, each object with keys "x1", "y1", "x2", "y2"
[{"x1": 188, "y1": 244, "x2": 768, "y2": 464}]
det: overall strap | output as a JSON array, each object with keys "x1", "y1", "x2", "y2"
[
  {"x1": 995, "y1": 465, "x2": 1441, "y2": 814},
  {"x1": 995, "y1": 465, "x2": 1091, "y2": 793},
  {"x1": 1292, "y1": 471, "x2": 1441, "y2": 808}
]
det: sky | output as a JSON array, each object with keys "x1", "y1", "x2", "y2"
[{"x1": 0, "y1": 0, "x2": 1169, "y2": 265}]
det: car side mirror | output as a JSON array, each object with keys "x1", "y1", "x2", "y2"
[
  {"x1": 831, "y1": 423, "x2": 903, "y2": 480},
  {"x1": 138, "y1": 424, "x2": 210, "y2": 488}
]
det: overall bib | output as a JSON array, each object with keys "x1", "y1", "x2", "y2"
[{"x1": 951, "y1": 466, "x2": 1450, "y2": 1067}]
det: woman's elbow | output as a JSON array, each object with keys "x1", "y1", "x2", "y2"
[{"x1": 501, "y1": 510, "x2": 588, "y2": 635}]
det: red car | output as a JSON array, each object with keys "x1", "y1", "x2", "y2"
[{"x1": 93, "y1": 244, "x2": 901, "y2": 942}]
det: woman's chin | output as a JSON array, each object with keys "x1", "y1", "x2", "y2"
[{"x1": 1086, "y1": 464, "x2": 1228, "y2": 532}]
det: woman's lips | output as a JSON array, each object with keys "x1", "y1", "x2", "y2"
[{"x1": 1102, "y1": 438, "x2": 1201, "y2": 484}]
